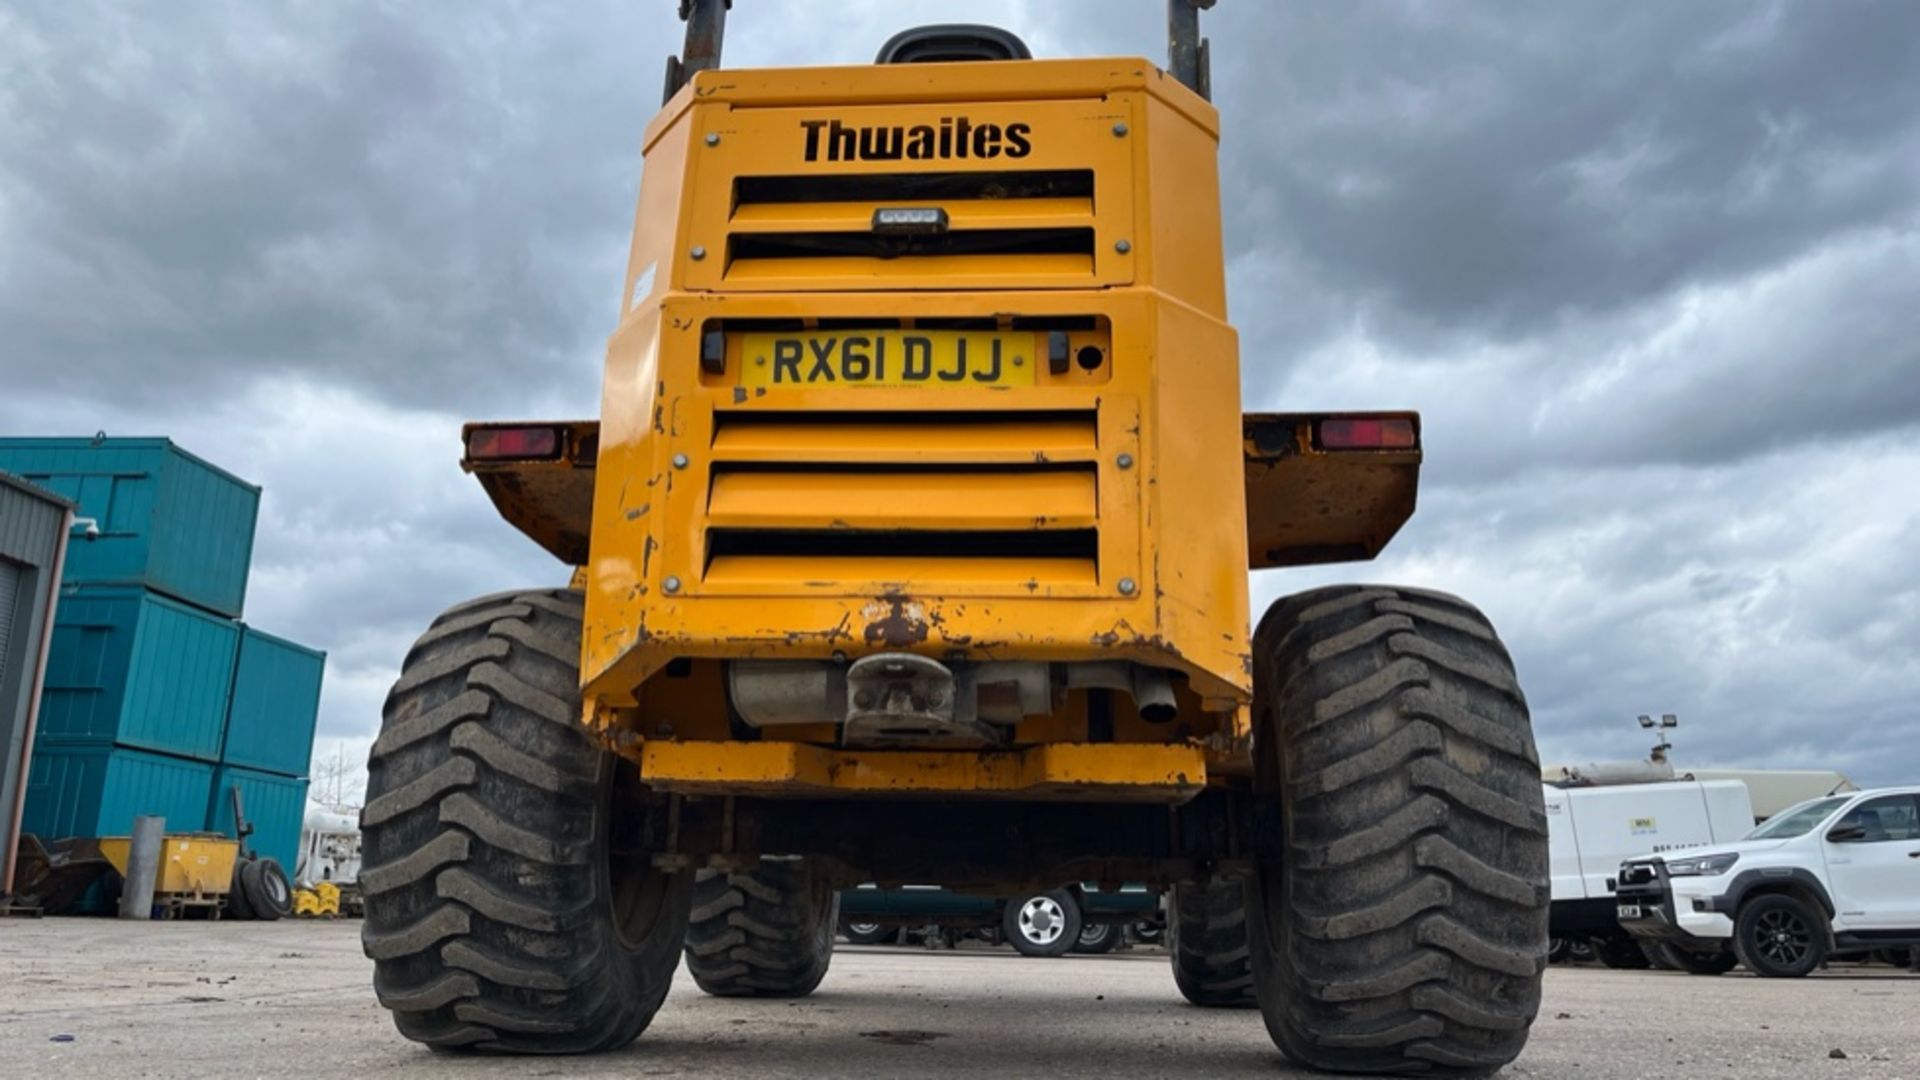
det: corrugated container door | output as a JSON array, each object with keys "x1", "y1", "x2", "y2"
[
  {"x1": 21, "y1": 745, "x2": 215, "y2": 840},
  {"x1": 37, "y1": 586, "x2": 241, "y2": 761},
  {"x1": 0, "y1": 439, "x2": 259, "y2": 618},
  {"x1": 208, "y1": 765, "x2": 310, "y2": 871},
  {"x1": 220, "y1": 629, "x2": 326, "y2": 777}
]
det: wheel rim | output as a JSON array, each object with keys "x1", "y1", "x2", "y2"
[
  {"x1": 848, "y1": 922, "x2": 882, "y2": 936},
  {"x1": 1018, "y1": 896, "x2": 1066, "y2": 946},
  {"x1": 1078, "y1": 924, "x2": 1112, "y2": 947},
  {"x1": 1753, "y1": 909, "x2": 1811, "y2": 967}
]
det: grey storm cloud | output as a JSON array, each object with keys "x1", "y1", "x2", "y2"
[{"x1": 2, "y1": 1, "x2": 1917, "y2": 790}]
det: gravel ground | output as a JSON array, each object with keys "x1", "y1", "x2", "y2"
[{"x1": 0, "y1": 919, "x2": 1914, "y2": 1078}]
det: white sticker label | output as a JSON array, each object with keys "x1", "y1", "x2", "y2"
[{"x1": 629, "y1": 262, "x2": 658, "y2": 310}]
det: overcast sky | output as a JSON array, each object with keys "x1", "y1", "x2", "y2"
[{"x1": 3, "y1": 2, "x2": 1916, "y2": 795}]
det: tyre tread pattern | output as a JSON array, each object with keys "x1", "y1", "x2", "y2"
[
  {"x1": 1170, "y1": 880, "x2": 1257, "y2": 1008},
  {"x1": 359, "y1": 589, "x2": 688, "y2": 1054},
  {"x1": 683, "y1": 859, "x2": 837, "y2": 998},
  {"x1": 1248, "y1": 585, "x2": 1549, "y2": 1075}
]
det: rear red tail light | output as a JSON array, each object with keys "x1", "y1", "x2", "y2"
[
  {"x1": 1317, "y1": 417, "x2": 1417, "y2": 450},
  {"x1": 467, "y1": 426, "x2": 562, "y2": 460}
]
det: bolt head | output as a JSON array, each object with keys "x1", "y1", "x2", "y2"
[
  {"x1": 704, "y1": 132, "x2": 720, "y2": 146},
  {"x1": 1112, "y1": 122, "x2": 1129, "y2": 137},
  {"x1": 1118, "y1": 577, "x2": 1138, "y2": 596},
  {"x1": 663, "y1": 575, "x2": 682, "y2": 594},
  {"x1": 1115, "y1": 239, "x2": 1132, "y2": 254},
  {"x1": 1116, "y1": 452, "x2": 1134, "y2": 470},
  {"x1": 672, "y1": 452, "x2": 690, "y2": 469},
  {"x1": 690, "y1": 245, "x2": 707, "y2": 260},
  {"x1": 854, "y1": 690, "x2": 875, "y2": 709}
]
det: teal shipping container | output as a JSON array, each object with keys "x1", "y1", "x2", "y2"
[
  {"x1": 208, "y1": 765, "x2": 308, "y2": 872},
  {"x1": 38, "y1": 586, "x2": 241, "y2": 761},
  {"x1": 0, "y1": 438, "x2": 260, "y2": 618},
  {"x1": 20, "y1": 744, "x2": 215, "y2": 841},
  {"x1": 220, "y1": 628, "x2": 326, "y2": 777}
]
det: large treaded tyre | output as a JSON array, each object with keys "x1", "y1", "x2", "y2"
[
  {"x1": 685, "y1": 858, "x2": 838, "y2": 997},
  {"x1": 1169, "y1": 880, "x2": 1256, "y2": 1008},
  {"x1": 360, "y1": 589, "x2": 690, "y2": 1054},
  {"x1": 1246, "y1": 585, "x2": 1549, "y2": 1075}
]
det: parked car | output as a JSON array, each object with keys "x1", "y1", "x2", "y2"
[
  {"x1": 837, "y1": 884, "x2": 1161, "y2": 957},
  {"x1": 1614, "y1": 787, "x2": 1920, "y2": 977}
]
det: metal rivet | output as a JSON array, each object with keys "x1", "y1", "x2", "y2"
[
  {"x1": 1112, "y1": 122, "x2": 1129, "y2": 137},
  {"x1": 672, "y1": 453, "x2": 689, "y2": 469},
  {"x1": 1012, "y1": 355, "x2": 1025, "y2": 367},
  {"x1": 1118, "y1": 577, "x2": 1138, "y2": 597},
  {"x1": 1114, "y1": 239, "x2": 1132, "y2": 254},
  {"x1": 853, "y1": 690, "x2": 875, "y2": 709},
  {"x1": 663, "y1": 576, "x2": 682, "y2": 594},
  {"x1": 690, "y1": 245, "x2": 707, "y2": 260},
  {"x1": 1116, "y1": 452, "x2": 1134, "y2": 470},
  {"x1": 704, "y1": 132, "x2": 720, "y2": 146},
  {"x1": 755, "y1": 355, "x2": 767, "y2": 366}
]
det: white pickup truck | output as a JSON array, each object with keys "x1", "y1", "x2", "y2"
[
  {"x1": 1615, "y1": 786, "x2": 1920, "y2": 977},
  {"x1": 1547, "y1": 779, "x2": 1754, "y2": 968}
]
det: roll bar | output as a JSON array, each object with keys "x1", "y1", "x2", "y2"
[{"x1": 661, "y1": 1, "x2": 1217, "y2": 104}]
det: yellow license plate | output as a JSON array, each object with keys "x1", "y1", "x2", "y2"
[{"x1": 739, "y1": 331, "x2": 1037, "y2": 388}]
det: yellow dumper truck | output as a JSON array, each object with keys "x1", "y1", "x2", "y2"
[{"x1": 361, "y1": 6, "x2": 1548, "y2": 1073}]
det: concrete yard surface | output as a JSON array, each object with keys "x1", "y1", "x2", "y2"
[{"x1": 0, "y1": 920, "x2": 1915, "y2": 1078}]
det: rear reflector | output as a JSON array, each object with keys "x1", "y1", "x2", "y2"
[
  {"x1": 1317, "y1": 417, "x2": 1417, "y2": 450},
  {"x1": 467, "y1": 426, "x2": 561, "y2": 460}
]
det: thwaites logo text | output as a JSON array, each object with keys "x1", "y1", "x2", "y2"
[{"x1": 801, "y1": 117, "x2": 1033, "y2": 162}]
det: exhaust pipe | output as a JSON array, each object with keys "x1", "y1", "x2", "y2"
[
  {"x1": 1130, "y1": 666, "x2": 1178, "y2": 724},
  {"x1": 1066, "y1": 663, "x2": 1181, "y2": 724}
]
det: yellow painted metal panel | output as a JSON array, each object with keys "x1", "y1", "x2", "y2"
[
  {"x1": 722, "y1": 255, "x2": 1095, "y2": 290},
  {"x1": 641, "y1": 740, "x2": 1206, "y2": 802},
  {"x1": 682, "y1": 95, "x2": 1137, "y2": 293},
  {"x1": 703, "y1": 555, "x2": 1099, "y2": 590},
  {"x1": 711, "y1": 416, "x2": 1097, "y2": 463},
  {"x1": 1243, "y1": 413, "x2": 1421, "y2": 569},
  {"x1": 731, "y1": 197, "x2": 1093, "y2": 233},
  {"x1": 574, "y1": 54, "x2": 1257, "y2": 741},
  {"x1": 707, "y1": 469, "x2": 1095, "y2": 530},
  {"x1": 648, "y1": 58, "x2": 1216, "y2": 134},
  {"x1": 98, "y1": 834, "x2": 238, "y2": 895}
]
